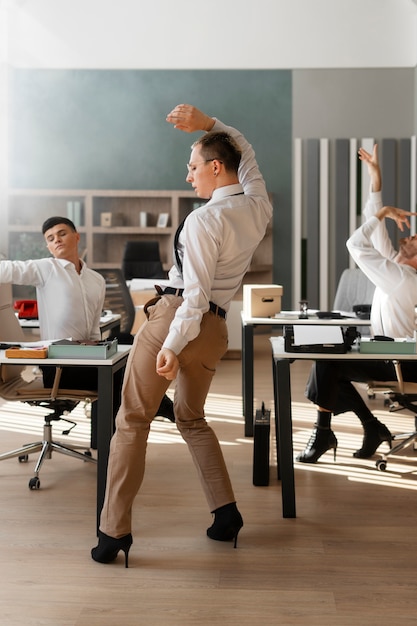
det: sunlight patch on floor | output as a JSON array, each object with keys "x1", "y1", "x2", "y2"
[
  {"x1": 0, "y1": 391, "x2": 246, "y2": 447},
  {"x1": 290, "y1": 399, "x2": 417, "y2": 489},
  {"x1": 1, "y1": 394, "x2": 416, "y2": 492}
]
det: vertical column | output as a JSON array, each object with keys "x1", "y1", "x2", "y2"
[
  {"x1": 359, "y1": 137, "x2": 375, "y2": 216},
  {"x1": 398, "y1": 138, "x2": 411, "y2": 237},
  {"x1": 411, "y1": 136, "x2": 417, "y2": 235},
  {"x1": 381, "y1": 138, "x2": 397, "y2": 245},
  {"x1": 305, "y1": 139, "x2": 320, "y2": 308},
  {"x1": 349, "y1": 138, "x2": 358, "y2": 266},
  {"x1": 334, "y1": 139, "x2": 350, "y2": 288},
  {"x1": 292, "y1": 138, "x2": 302, "y2": 308},
  {"x1": 319, "y1": 139, "x2": 329, "y2": 310}
]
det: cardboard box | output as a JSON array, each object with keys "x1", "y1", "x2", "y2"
[
  {"x1": 243, "y1": 284, "x2": 283, "y2": 318},
  {"x1": 48, "y1": 339, "x2": 118, "y2": 360},
  {"x1": 359, "y1": 339, "x2": 416, "y2": 354}
]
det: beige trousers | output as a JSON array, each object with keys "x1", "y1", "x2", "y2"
[{"x1": 99, "y1": 295, "x2": 235, "y2": 537}]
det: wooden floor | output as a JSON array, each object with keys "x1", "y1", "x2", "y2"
[{"x1": 1, "y1": 333, "x2": 417, "y2": 625}]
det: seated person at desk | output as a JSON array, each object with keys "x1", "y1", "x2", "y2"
[
  {"x1": 298, "y1": 144, "x2": 417, "y2": 463},
  {"x1": 0, "y1": 216, "x2": 174, "y2": 443}
]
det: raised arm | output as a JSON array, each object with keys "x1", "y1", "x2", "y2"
[
  {"x1": 357, "y1": 143, "x2": 396, "y2": 261},
  {"x1": 166, "y1": 103, "x2": 270, "y2": 201}
]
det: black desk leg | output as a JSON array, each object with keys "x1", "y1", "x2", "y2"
[
  {"x1": 242, "y1": 324, "x2": 254, "y2": 437},
  {"x1": 95, "y1": 359, "x2": 125, "y2": 534},
  {"x1": 272, "y1": 357, "x2": 296, "y2": 518}
]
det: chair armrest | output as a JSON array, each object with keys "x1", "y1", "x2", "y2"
[
  {"x1": 393, "y1": 360, "x2": 404, "y2": 394},
  {"x1": 50, "y1": 366, "x2": 63, "y2": 400}
]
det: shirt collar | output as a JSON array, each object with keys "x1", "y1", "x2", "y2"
[
  {"x1": 55, "y1": 257, "x2": 84, "y2": 273},
  {"x1": 211, "y1": 183, "x2": 244, "y2": 201}
]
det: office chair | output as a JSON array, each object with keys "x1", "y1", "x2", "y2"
[
  {"x1": 333, "y1": 267, "x2": 375, "y2": 314},
  {"x1": 365, "y1": 360, "x2": 417, "y2": 471},
  {"x1": 121, "y1": 240, "x2": 166, "y2": 280},
  {"x1": 333, "y1": 267, "x2": 375, "y2": 337},
  {"x1": 0, "y1": 284, "x2": 97, "y2": 489},
  {"x1": 94, "y1": 268, "x2": 136, "y2": 343}
]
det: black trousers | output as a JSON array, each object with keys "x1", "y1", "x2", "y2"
[
  {"x1": 41, "y1": 365, "x2": 124, "y2": 449},
  {"x1": 305, "y1": 359, "x2": 417, "y2": 415}
]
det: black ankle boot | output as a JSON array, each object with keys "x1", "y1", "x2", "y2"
[
  {"x1": 156, "y1": 394, "x2": 175, "y2": 422},
  {"x1": 353, "y1": 419, "x2": 392, "y2": 458},
  {"x1": 91, "y1": 530, "x2": 133, "y2": 567},
  {"x1": 296, "y1": 424, "x2": 338, "y2": 463},
  {"x1": 207, "y1": 502, "x2": 243, "y2": 548}
]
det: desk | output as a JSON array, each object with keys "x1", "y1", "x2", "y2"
[
  {"x1": 241, "y1": 311, "x2": 371, "y2": 437},
  {"x1": 270, "y1": 336, "x2": 417, "y2": 519},
  {"x1": 0, "y1": 346, "x2": 130, "y2": 531},
  {"x1": 19, "y1": 313, "x2": 122, "y2": 339}
]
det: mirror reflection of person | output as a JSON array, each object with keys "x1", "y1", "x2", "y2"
[{"x1": 299, "y1": 145, "x2": 417, "y2": 464}]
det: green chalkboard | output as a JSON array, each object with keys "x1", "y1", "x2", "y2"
[{"x1": 9, "y1": 69, "x2": 292, "y2": 303}]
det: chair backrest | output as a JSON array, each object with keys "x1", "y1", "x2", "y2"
[
  {"x1": 121, "y1": 240, "x2": 166, "y2": 280},
  {"x1": 333, "y1": 268, "x2": 375, "y2": 312},
  {"x1": 0, "y1": 285, "x2": 25, "y2": 342},
  {"x1": 94, "y1": 268, "x2": 136, "y2": 335},
  {"x1": 0, "y1": 284, "x2": 26, "y2": 383}
]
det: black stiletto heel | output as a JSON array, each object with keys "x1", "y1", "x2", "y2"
[
  {"x1": 296, "y1": 424, "x2": 338, "y2": 463},
  {"x1": 206, "y1": 503, "x2": 243, "y2": 548},
  {"x1": 91, "y1": 530, "x2": 133, "y2": 567},
  {"x1": 353, "y1": 419, "x2": 393, "y2": 458}
]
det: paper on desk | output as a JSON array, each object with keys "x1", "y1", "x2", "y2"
[
  {"x1": 129, "y1": 278, "x2": 170, "y2": 291},
  {"x1": 293, "y1": 325, "x2": 344, "y2": 345}
]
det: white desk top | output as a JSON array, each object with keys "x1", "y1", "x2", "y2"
[
  {"x1": 242, "y1": 310, "x2": 371, "y2": 326},
  {"x1": 270, "y1": 336, "x2": 417, "y2": 361},
  {"x1": 0, "y1": 345, "x2": 131, "y2": 367}
]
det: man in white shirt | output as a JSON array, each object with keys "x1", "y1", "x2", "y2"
[
  {"x1": 1, "y1": 216, "x2": 105, "y2": 343},
  {"x1": 92, "y1": 104, "x2": 273, "y2": 566},
  {"x1": 298, "y1": 145, "x2": 417, "y2": 464},
  {"x1": 0, "y1": 216, "x2": 174, "y2": 447}
]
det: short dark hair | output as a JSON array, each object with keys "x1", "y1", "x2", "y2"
[
  {"x1": 42, "y1": 216, "x2": 77, "y2": 235},
  {"x1": 192, "y1": 131, "x2": 242, "y2": 173}
]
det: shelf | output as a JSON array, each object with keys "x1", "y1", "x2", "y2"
[
  {"x1": 93, "y1": 227, "x2": 174, "y2": 235},
  {"x1": 7, "y1": 188, "x2": 272, "y2": 285}
]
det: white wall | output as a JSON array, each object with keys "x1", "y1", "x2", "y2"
[{"x1": 6, "y1": 0, "x2": 417, "y2": 69}]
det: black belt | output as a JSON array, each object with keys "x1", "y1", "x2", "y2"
[{"x1": 155, "y1": 286, "x2": 227, "y2": 319}]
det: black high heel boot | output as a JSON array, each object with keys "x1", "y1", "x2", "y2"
[
  {"x1": 207, "y1": 502, "x2": 243, "y2": 548},
  {"x1": 353, "y1": 419, "x2": 392, "y2": 458},
  {"x1": 91, "y1": 530, "x2": 133, "y2": 567},
  {"x1": 296, "y1": 424, "x2": 338, "y2": 463}
]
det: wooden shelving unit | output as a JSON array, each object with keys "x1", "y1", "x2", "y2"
[{"x1": 7, "y1": 189, "x2": 272, "y2": 283}]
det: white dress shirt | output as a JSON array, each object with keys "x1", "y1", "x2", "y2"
[
  {"x1": 163, "y1": 118, "x2": 273, "y2": 355},
  {"x1": 0, "y1": 257, "x2": 105, "y2": 341},
  {"x1": 347, "y1": 189, "x2": 417, "y2": 339}
]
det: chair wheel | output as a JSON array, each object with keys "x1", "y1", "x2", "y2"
[
  {"x1": 84, "y1": 450, "x2": 92, "y2": 458},
  {"x1": 376, "y1": 459, "x2": 387, "y2": 471},
  {"x1": 29, "y1": 477, "x2": 40, "y2": 490},
  {"x1": 18, "y1": 454, "x2": 29, "y2": 463}
]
